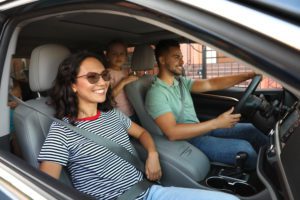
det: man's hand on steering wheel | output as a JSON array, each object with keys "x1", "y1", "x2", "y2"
[{"x1": 215, "y1": 107, "x2": 241, "y2": 129}]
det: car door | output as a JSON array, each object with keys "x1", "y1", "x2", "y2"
[{"x1": 0, "y1": 151, "x2": 92, "y2": 200}]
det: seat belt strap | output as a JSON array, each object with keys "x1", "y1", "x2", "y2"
[
  {"x1": 154, "y1": 76, "x2": 185, "y2": 122},
  {"x1": 117, "y1": 179, "x2": 153, "y2": 200},
  {"x1": 177, "y1": 76, "x2": 185, "y2": 122}
]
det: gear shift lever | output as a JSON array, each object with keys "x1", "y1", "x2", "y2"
[
  {"x1": 219, "y1": 152, "x2": 248, "y2": 179},
  {"x1": 236, "y1": 152, "x2": 248, "y2": 173}
]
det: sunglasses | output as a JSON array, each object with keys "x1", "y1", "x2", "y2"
[{"x1": 77, "y1": 70, "x2": 111, "y2": 84}]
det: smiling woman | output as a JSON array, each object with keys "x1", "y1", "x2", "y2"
[
  {"x1": 49, "y1": 52, "x2": 113, "y2": 124},
  {"x1": 71, "y1": 58, "x2": 110, "y2": 119}
]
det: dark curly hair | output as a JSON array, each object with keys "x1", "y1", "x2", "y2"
[{"x1": 50, "y1": 51, "x2": 115, "y2": 124}]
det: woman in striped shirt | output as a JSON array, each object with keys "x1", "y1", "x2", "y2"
[{"x1": 38, "y1": 51, "x2": 238, "y2": 200}]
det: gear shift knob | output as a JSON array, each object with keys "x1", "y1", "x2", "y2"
[
  {"x1": 218, "y1": 152, "x2": 249, "y2": 180},
  {"x1": 236, "y1": 152, "x2": 248, "y2": 171}
]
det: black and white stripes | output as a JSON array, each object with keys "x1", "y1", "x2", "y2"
[{"x1": 38, "y1": 109, "x2": 147, "y2": 200}]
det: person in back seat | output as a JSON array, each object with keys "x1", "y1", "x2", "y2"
[
  {"x1": 106, "y1": 40, "x2": 139, "y2": 122},
  {"x1": 145, "y1": 39, "x2": 268, "y2": 170},
  {"x1": 8, "y1": 78, "x2": 23, "y2": 156},
  {"x1": 38, "y1": 51, "x2": 239, "y2": 200}
]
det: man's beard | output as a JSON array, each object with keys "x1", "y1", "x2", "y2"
[{"x1": 169, "y1": 65, "x2": 183, "y2": 76}]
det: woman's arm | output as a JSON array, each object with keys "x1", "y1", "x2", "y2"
[
  {"x1": 128, "y1": 122, "x2": 162, "y2": 181},
  {"x1": 39, "y1": 161, "x2": 63, "y2": 179}
]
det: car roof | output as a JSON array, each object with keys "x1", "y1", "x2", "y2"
[
  {"x1": 1, "y1": 0, "x2": 299, "y2": 24},
  {"x1": 232, "y1": 0, "x2": 300, "y2": 25}
]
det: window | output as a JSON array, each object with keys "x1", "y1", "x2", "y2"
[
  {"x1": 181, "y1": 43, "x2": 281, "y2": 89},
  {"x1": 206, "y1": 47, "x2": 217, "y2": 64}
]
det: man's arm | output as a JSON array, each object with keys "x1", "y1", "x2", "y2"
[
  {"x1": 191, "y1": 72, "x2": 256, "y2": 93},
  {"x1": 155, "y1": 107, "x2": 240, "y2": 141}
]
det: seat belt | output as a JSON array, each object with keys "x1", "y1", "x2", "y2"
[
  {"x1": 10, "y1": 94, "x2": 154, "y2": 200},
  {"x1": 177, "y1": 76, "x2": 185, "y2": 122},
  {"x1": 156, "y1": 76, "x2": 185, "y2": 122}
]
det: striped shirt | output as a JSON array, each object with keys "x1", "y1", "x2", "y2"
[{"x1": 38, "y1": 109, "x2": 147, "y2": 199}]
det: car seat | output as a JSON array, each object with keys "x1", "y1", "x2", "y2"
[
  {"x1": 125, "y1": 44, "x2": 210, "y2": 188},
  {"x1": 13, "y1": 44, "x2": 72, "y2": 186}
]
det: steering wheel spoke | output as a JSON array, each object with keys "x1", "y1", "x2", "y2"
[{"x1": 234, "y1": 75, "x2": 262, "y2": 114}]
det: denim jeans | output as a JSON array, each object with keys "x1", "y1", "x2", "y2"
[
  {"x1": 145, "y1": 185, "x2": 239, "y2": 200},
  {"x1": 189, "y1": 123, "x2": 268, "y2": 169}
]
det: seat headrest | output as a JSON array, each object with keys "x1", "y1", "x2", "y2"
[
  {"x1": 29, "y1": 44, "x2": 71, "y2": 92},
  {"x1": 131, "y1": 45, "x2": 155, "y2": 71}
]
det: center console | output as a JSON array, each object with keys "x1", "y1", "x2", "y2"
[{"x1": 205, "y1": 152, "x2": 257, "y2": 196}]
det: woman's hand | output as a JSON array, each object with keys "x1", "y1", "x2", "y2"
[
  {"x1": 127, "y1": 123, "x2": 162, "y2": 181},
  {"x1": 8, "y1": 101, "x2": 18, "y2": 109},
  {"x1": 123, "y1": 75, "x2": 139, "y2": 85},
  {"x1": 145, "y1": 151, "x2": 162, "y2": 181}
]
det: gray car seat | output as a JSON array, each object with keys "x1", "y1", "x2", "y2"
[
  {"x1": 125, "y1": 44, "x2": 210, "y2": 188},
  {"x1": 14, "y1": 44, "x2": 72, "y2": 185}
]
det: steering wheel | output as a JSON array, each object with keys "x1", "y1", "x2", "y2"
[{"x1": 234, "y1": 75, "x2": 262, "y2": 114}]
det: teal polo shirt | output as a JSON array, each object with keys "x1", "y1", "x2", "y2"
[{"x1": 145, "y1": 76, "x2": 199, "y2": 124}]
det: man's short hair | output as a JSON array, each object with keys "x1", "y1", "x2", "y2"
[{"x1": 155, "y1": 39, "x2": 180, "y2": 66}]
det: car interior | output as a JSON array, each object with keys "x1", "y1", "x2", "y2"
[{"x1": 1, "y1": 2, "x2": 299, "y2": 200}]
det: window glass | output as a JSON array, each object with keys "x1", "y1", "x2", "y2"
[{"x1": 180, "y1": 43, "x2": 282, "y2": 89}]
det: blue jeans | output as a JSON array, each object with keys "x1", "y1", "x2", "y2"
[
  {"x1": 189, "y1": 123, "x2": 268, "y2": 169},
  {"x1": 145, "y1": 185, "x2": 239, "y2": 200}
]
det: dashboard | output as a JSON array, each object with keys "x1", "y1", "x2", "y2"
[
  {"x1": 268, "y1": 101, "x2": 300, "y2": 200},
  {"x1": 279, "y1": 102, "x2": 300, "y2": 143}
]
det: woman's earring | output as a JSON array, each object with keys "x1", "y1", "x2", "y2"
[{"x1": 71, "y1": 84, "x2": 77, "y2": 93}]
